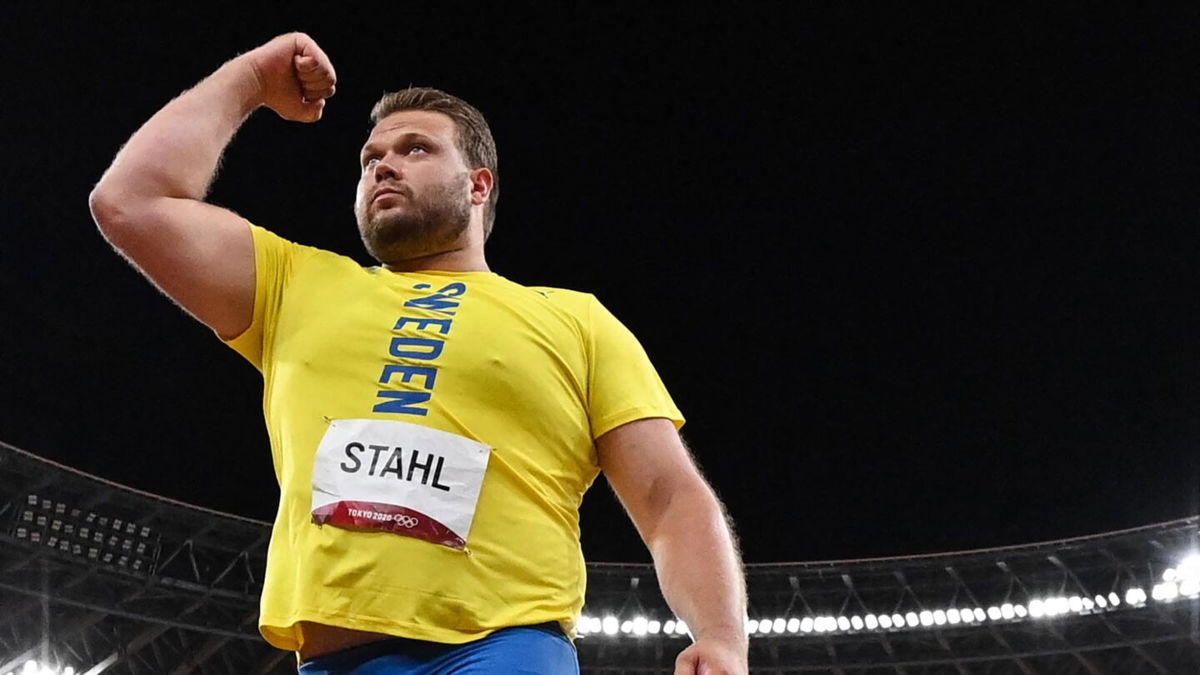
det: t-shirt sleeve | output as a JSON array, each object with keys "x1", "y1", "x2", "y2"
[
  {"x1": 586, "y1": 295, "x2": 685, "y2": 439},
  {"x1": 220, "y1": 223, "x2": 307, "y2": 371}
]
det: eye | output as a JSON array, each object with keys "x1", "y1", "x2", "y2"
[
  {"x1": 408, "y1": 144, "x2": 428, "y2": 155},
  {"x1": 362, "y1": 156, "x2": 380, "y2": 169}
]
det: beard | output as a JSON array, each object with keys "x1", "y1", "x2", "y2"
[{"x1": 355, "y1": 173, "x2": 472, "y2": 265}]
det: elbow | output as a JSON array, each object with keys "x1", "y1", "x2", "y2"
[{"x1": 89, "y1": 183, "x2": 144, "y2": 248}]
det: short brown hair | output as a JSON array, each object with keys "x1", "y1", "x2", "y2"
[{"x1": 370, "y1": 88, "x2": 499, "y2": 239}]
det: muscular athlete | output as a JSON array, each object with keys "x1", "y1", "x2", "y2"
[{"x1": 90, "y1": 33, "x2": 747, "y2": 675}]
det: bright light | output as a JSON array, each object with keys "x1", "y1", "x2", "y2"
[
  {"x1": 786, "y1": 617, "x2": 800, "y2": 633},
  {"x1": 904, "y1": 612, "x2": 919, "y2": 628},
  {"x1": 1068, "y1": 596, "x2": 1083, "y2": 613},
  {"x1": 1181, "y1": 579, "x2": 1200, "y2": 597},
  {"x1": 1081, "y1": 597, "x2": 1094, "y2": 611},
  {"x1": 946, "y1": 608, "x2": 961, "y2": 624},
  {"x1": 959, "y1": 608, "x2": 975, "y2": 623},
  {"x1": 1014, "y1": 604, "x2": 1028, "y2": 618},
  {"x1": 891, "y1": 613, "x2": 905, "y2": 628},
  {"x1": 986, "y1": 606, "x2": 1001, "y2": 621},
  {"x1": 1176, "y1": 554, "x2": 1200, "y2": 582},
  {"x1": 850, "y1": 615, "x2": 864, "y2": 630},
  {"x1": 619, "y1": 620, "x2": 632, "y2": 634},
  {"x1": 864, "y1": 614, "x2": 879, "y2": 629},
  {"x1": 1109, "y1": 592, "x2": 1121, "y2": 606},
  {"x1": 836, "y1": 616, "x2": 850, "y2": 631},
  {"x1": 632, "y1": 616, "x2": 647, "y2": 636},
  {"x1": 23, "y1": 662, "x2": 36, "y2": 675},
  {"x1": 1094, "y1": 594, "x2": 1107, "y2": 608},
  {"x1": 933, "y1": 609, "x2": 946, "y2": 626},
  {"x1": 602, "y1": 616, "x2": 618, "y2": 635},
  {"x1": 664, "y1": 620, "x2": 676, "y2": 634},
  {"x1": 879, "y1": 614, "x2": 893, "y2": 629},
  {"x1": 675, "y1": 621, "x2": 689, "y2": 635},
  {"x1": 746, "y1": 619, "x2": 758, "y2": 634},
  {"x1": 1163, "y1": 567, "x2": 1178, "y2": 582},
  {"x1": 918, "y1": 611, "x2": 933, "y2": 627},
  {"x1": 800, "y1": 617, "x2": 814, "y2": 633},
  {"x1": 772, "y1": 618, "x2": 786, "y2": 633},
  {"x1": 973, "y1": 608, "x2": 986, "y2": 622},
  {"x1": 64, "y1": 669, "x2": 76, "y2": 675},
  {"x1": 1153, "y1": 582, "x2": 1179, "y2": 602},
  {"x1": 1000, "y1": 603, "x2": 1014, "y2": 620},
  {"x1": 648, "y1": 620, "x2": 661, "y2": 634},
  {"x1": 1125, "y1": 588, "x2": 1146, "y2": 606}
]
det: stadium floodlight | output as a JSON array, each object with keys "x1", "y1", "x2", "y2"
[
  {"x1": 1068, "y1": 596, "x2": 1083, "y2": 613},
  {"x1": 1014, "y1": 603, "x2": 1028, "y2": 618},
  {"x1": 836, "y1": 616, "x2": 850, "y2": 631},
  {"x1": 800, "y1": 617, "x2": 814, "y2": 633},
  {"x1": 772, "y1": 618, "x2": 785, "y2": 633},
  {"x1": 918, "y1": 611, "x2": 933, "y2": 627},
  {"x1": 891, "y1": 613, "x2": 906, "y2": 628},
  {"x1": 864, "y1": 614, "x2": 879, "y2": 629},
  {"x1": 878, "y1": 614, "x2": 893, "y2": 629},
  {"x1": 648, "y1": 620, "x2": 661, "y2": 634},
  {"x1": 1180, "y1": 579, "x2": 1200, "y2": 597},
  {"x1": 850, "y1": 615, "x2": 864, "y2": 630},
  {"x1": 904, "y1": 612, "x2": 918, "y2": 628},
  {"x1": 1152, "y1": 582, "x2": 1179, "y2": 602},
  {"x1": 1109, "y1": 592, "x2": 1121, "y2": 606},
  {"x1": 1000, "y1": 603, "x2": 1014, "y2": 620},
  {"x1": 746, "y1": 619, "x2": 758, "y2": 634},
  {"x1": 620, "y1": 620, "x2": 633, "y2": 634},
  {"x1": 1094, "y1": 594, "x2": 1107, "y2": 608},
  {"x1": 933, "y1": 609, "x2": 947, "y2": 625},
  {"x1": 946, "y1": 608, "x2": 961, "y2": 624},
  {"x1": 1029, "y1": 599, "x2": 1044, "y2": 618},
  {"x1": 786, "y1": 617, "x2": 800, "y2": 633},
  {"x1": 664, "y1": 619, "x2": 676, "y2": 634},
  {"x1": 632, "y1": 616, "x2": 647, "y2": 636},
  {"x1": 1125, "y1": 588, "x2": 1147, "y2": 606},
  {"x1": 1081, "y1": 597, "x2": 1094, "y2": 611},
  {"x1": 973, "y1": 608, "x2": 986, "y2": 622},
  {"x1": 23, "y1": 661, "x2": 36, "y2": 675},
  {"x1": 1176, "y1": 553, "x2": 1200, "y2": 582},
  {"x1": 675, "y1": 620, "x2": 689, "y2": 636},
  {"x1": 1163, "y1": 567, "x2": 1178, "y2": 582},
  {"x1": 986, "y1": 606, "x2": 1001, "y2": 621},
  {"x1": 602, "y1": 616, "x2": 619, "y2": 635}
]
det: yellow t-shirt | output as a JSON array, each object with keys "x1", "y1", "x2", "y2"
[{"x1": 222, "y1": 224, "x2": 684, "y2": 652}]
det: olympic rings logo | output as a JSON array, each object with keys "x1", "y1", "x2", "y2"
[{"x1": 396, "y1": 515, "x2": 419, "y2": 529}]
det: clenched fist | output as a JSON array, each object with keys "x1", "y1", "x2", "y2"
[{"x1": 242, "y1": 32, "x2": 337, "y2": 122}]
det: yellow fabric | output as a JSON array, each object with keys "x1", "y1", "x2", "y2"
[{"x1": 222, "y1": 224, "x2": 684, "y2": 652}]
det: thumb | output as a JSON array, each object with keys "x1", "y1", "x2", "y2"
[
  {"x1": 674, "y1": 652, "x2": 698, "y2": 675},
  {"x1": 298, "y1": 97, "x2": 326, "y2": 122}
]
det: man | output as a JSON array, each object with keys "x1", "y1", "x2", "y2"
[{"x1": 90, "y1": 33, "x2": 747, "y2": 675}]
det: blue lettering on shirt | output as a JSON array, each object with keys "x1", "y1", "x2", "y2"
[{"x1": 373, "y1": 282, "x2": 467, "y2": 415}]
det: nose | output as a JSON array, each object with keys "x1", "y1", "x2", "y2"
[{"x1": 372, "y1": 154, "x2": 402, "y2": 182}]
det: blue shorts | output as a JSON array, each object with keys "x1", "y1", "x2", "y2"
[{"x1": 297, "y1": 624, "x2": 579, "y2": 675}]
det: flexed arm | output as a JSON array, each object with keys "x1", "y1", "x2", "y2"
[{"x1": 89, "y1": 33, "x2": 336, "y2": 338}]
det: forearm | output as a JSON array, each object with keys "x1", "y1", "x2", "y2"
[
  {"x1": 647, "y1": 484, "x2": 747, "y2": 646},
  {"x1": 92, "y1": 56, "x2": 262, "y2": 209}
]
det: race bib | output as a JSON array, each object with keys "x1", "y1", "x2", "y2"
[{"x1": 311, "y1": 419, "x2": 491, "y2": 550}]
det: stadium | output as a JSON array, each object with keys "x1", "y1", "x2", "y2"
[{"x1": 3, "y1": 439, "x2": 1197, "y2": 674}]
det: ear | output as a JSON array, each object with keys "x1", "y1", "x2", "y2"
[{"x1": 469, "y1": 168, "x2": 493, "y2": 207}]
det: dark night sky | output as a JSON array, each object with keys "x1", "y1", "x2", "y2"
[{"x1": 2, "y1": 3, "x2": 1199, "y2": 565}]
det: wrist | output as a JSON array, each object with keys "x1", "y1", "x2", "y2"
[{"x1": 212, "y1": 55, "x2": 267, "y2": 117}]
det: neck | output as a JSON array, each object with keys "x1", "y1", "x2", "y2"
[{"x1": 383, "y1": 243, "x2": 489, "y2": 273}]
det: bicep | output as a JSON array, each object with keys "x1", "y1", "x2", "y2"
[
  {"x1": 95, "y1": 197, "x2": 255, "y2": 339},
  {"x1": 597, "y1": 417, "x2": 710, "y2": 540}
]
